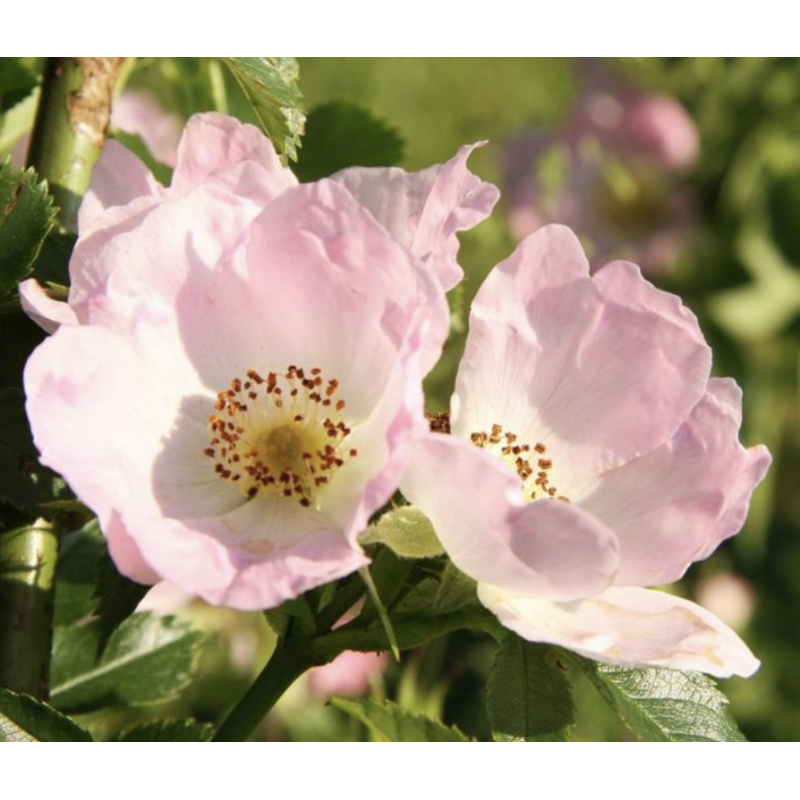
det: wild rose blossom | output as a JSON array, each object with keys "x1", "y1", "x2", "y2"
[
  {"x1": 402, "y1": 225, "x2": 770, "y2": 677},
  {"x1": 504, "y1": 88, "x2": 698, "y2": 274},
  {"x1": 22, "y1": 113, "x2": 497, "y2": 609}
]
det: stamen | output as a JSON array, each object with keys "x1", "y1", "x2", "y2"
[
  {"x1": 426, "y1": 411, "x2": 451, "y2": 434},
  {"x1": 469, "y1": 422, "x2": 567, "y2": 503},
  {"x1": 204, "y1": 365, "x2": 356, "y2": 507}
]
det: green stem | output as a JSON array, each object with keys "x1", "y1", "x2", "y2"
[
  {"x1": 213, "y1": 628, "x2": 324, "y2": 742},
  {"x1": 214, "y1": 579, "x2": 379, "y2": 742},
  {"x1": 0, "y1": 521, "x2": 58, "y2": 699},
  {"x1": 27, "y1": 57, "x2": 124, "y2": 234}
]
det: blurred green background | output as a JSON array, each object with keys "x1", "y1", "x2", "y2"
[{"x1": 3, "y1": 58, "x2": 799, "y2": 741}]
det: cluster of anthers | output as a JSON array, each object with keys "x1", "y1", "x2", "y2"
[
  {"x1": 469, "y1": 423, "x2": 568, "y2": 503},
  {"x1": 426, "y1": 413, "x2": 568, "y2": 503},
  {"x1": 204, "y1": 365, "x2": 357, "y2": 508}
]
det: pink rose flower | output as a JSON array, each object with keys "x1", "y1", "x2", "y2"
[
  {"x1": 402, "y1": 225, "x2": 770, "y2": 678},
  {"x1": 505, "y1": 89, "x2": 699, "y2": 274},
  {"x1": 22, "y1": 113, "x2": 497, "y2": 610}
]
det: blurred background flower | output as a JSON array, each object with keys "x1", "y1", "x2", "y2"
[{"x1": 503, "y1": 58, "x2": 699, "y2": 273}]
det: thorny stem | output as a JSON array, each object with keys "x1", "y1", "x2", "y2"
[
  {"x1": 0, "y1": 59, "x2": 122, "y2": 700},
  {"x1": 27, "y1": 57, "x2": 124, "y2": 234}
]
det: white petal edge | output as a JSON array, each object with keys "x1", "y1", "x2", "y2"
[{"x1": 479, "y1": 584, "x2": 759, "y2": 678}]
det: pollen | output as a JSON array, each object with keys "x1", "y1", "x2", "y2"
[
  {"x1": 469, "y1": 422, "x2": 568, "y2": 503},
  {"x1": 204, "y1": 365, "x2": 355, "y2": 507}
]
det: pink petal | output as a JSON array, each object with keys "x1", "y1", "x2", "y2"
[
  {"x1": 71, "y1": 195, "x2": 164, "y2": 290},
  {"x1": 467, "y1": 224, "x2": 591, "y2": 321},
  {"x1": 321, "y1": 319, "x2": 428, "y2": 547},
  {"x1": 105, "y1": 512, "x2": 160, "y2": 585},
  {"x1": 479, "y1": 585, "x2": 759, "y2": 678},
  {"x1": 241, "y1": 179, "x2": 446, "y2": 402},
  {"x1": 592, "y1": 259, "x2": 706, "y2": 345},
  {"x1": 124, "y1": 508, "x2": 369, "y2": 610},
  {"x1": 696, "y1": 381, "x2": 772, "y2": 559},
  {"x1": 78, "y1": 140, "x2": 165, "y2": 235},
  {"x1": 333, "y1": 143, "x2": 499, "y2": 291},
  {"x1": 24, "y1": 324, "x2": 199, "y2": 521},
  {"x1": 68, "y1": 181, "x2": 275, "y2": 394},
  {"x1": 580, "y1": 378, "x2": 771, "y2": 586},
  {"x1": 402, "y1": 434, "x2": 620, "y2": 602},
  {"x1": 171, "y1": 112, "x2": 297, "y2": 199},
  {"x1": 453, "y1": 225, "x2": 712, "y2": 485},
  {"x1": 18, "y1": 279, "x2": 77, "y2": 333}
]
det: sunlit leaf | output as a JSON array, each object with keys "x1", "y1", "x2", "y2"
[
  {"x1": 0, "y1": 688, "x2": 92, "y2": 742},
  {"x1": 331, "y1": 697, "x2": 470, "y2": 742},
  {"x1": 360, "y1": 505, "x2": 443, "y2": 559},
  {"x1": 0, "y1": 159, "x2": 55, "y2": 298},
  {"x1": 221, "y1": 57, "x2": 305, "y2": 163},
  {"x1": 576, "y1": 657, "x2": 746, "y2": 742},
  {"x1": 50, "y1": 612, "x2": 205, "y2": 713}
]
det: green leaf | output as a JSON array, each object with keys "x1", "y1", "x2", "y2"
[
  {"x1": 93, "y1": 550, "x2": 150, "y2": 649},
  {"x1": 50, "y1": 612, "x2": 206, "y2": 713},
  {"x1": 0, "y1": 688, "x2": 92, "y2": 742},
  {"x1": 360, "y1": 505, "x2": 444, "y2": 559},
  {"x1": 314, "y1": 603, "x2": 502, "y2": 662},
  {"x1": 112, "y1": 719, "x2": 213, "y2": 742},
  {"x1": 331, "y1": 697, "x2": 470, "y2": 742},
  {"x1": 0, "y1": 59, "x2": 39, "y2": 112},
  {"x1": 575, "y1": 657, "x2": 747, "y2": 742},
  {"x1": 433, "y1": 561, "x2": 478, "y2": 614},
  {"x1": 53, "y1": 520, "x2": 105, "y2": 626},
  {"x1": 486, "y1": 635, "x2": 574, "y2": 741},
  {"x1": 294, "y1": 100, "x2": 404, "y2": 182},
  {"x1": 221, "y1": 57, "x2": 305, "y2": 163},
  {"x1": 0, "y1": 159, "x2": 56, "y2": 298}
]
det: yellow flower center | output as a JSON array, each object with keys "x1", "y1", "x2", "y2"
[{"x1": 204, "y1": 365, "x2": 357, "y2": 507}]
